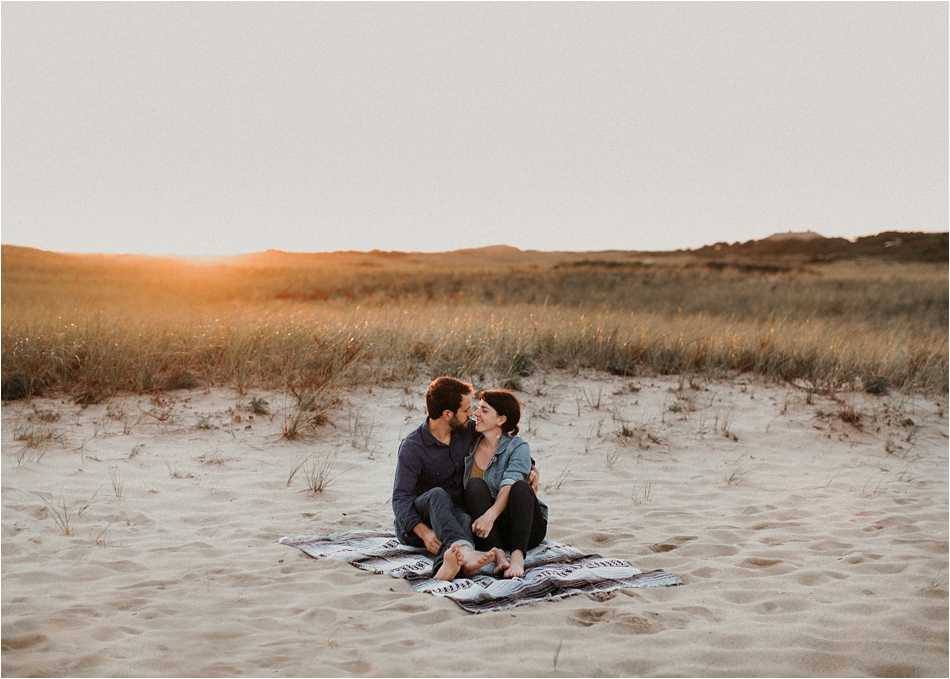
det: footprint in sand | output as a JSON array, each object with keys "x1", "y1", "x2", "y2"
[
  {"x1": 650, "y1": 535, "x2": 697, "y2": 552},
  {"x1": 568, "y1": 608, "x2": 611, "y2": 627},
  {"x1": 613, "y1": 612, "x2": 664, "y2": 634},
  {"x1": 570, "y1": 609, "x2": 666, "y2": 633},
  {"x1": 740, "y1": 557, "x2": 782, "y2": 568},
  {"x1": 592, "y1": 531, "x2": 635, "y2": 545},
  {"x1": 0, "y1": 632, "x2": 48, "y2": 651}
]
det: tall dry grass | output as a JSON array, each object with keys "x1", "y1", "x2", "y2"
[{"x1": 2, "y1": 245, "x2": 947, "y2": 400}]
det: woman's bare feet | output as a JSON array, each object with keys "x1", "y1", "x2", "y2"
[
  {"x1": 433, "y1": 543, "x2": 462, "y2": 581},
  {"x1": 458, "y1": 545, "x2": 496, "y2": 577},
  {"x1": 504, "y1": 550, "x2": 525, "y2": 578},
  {"x1": 493, "y1": 549, "x2": 510, "y2": 575}
]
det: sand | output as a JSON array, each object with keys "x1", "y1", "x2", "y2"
[{"x1": 2, "y1": 373, "x2": 947, "y2": 677}]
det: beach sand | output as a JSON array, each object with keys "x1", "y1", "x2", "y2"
[{"x1": 2, "y1": 373, "x2": 947, "y2": 677}]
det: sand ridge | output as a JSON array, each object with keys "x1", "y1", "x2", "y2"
[{"x1": 2, "y1": 373, "x2": 947, "y2": 676}]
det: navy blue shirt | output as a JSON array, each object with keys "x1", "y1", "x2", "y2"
[{"x1": 392, "y1": 419, "x2": 477, "y2": 535}]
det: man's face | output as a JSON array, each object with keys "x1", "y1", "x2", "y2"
[{"x1": 447, "y1": 394, "x2": 473, "y2": 432}]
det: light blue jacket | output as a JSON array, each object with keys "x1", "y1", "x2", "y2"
[{"x1": 463, "y1": 434, "x2": 549, "y2": 521}]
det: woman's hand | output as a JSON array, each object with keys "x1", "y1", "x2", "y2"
[{"x1": 472, "y1": 513, "x2": 496, "y2": 540}]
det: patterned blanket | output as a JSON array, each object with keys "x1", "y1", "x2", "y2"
[{"x1": 279, "y1": 530, "x2": 683, "y2": 613}]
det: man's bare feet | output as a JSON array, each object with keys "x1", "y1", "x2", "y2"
[
  {"x1": 458, "y1": 545, "x2": 496, "y2": 577},
  {"x1": 493, "y1": 549, "x2": 510, "y2": 575},
  {"x1": 504, "y1": 550, "x2": 525, "y2": 578},
  {"x1": 433, "y1": 543, "x2": 462, "y2": 581}
]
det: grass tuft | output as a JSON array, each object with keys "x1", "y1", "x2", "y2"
[
  {"x1": 37, "y1": 487, "x2": 100, "y2": 536},
  {"x1": 302, "y1": 453, "x2": 355, "y2": 493}
]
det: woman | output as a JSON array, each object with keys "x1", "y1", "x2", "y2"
[{"x1": 464, "y1": 389, "x2": 548, "y2": 578}]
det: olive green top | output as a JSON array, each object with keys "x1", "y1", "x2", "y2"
[{"x1": 468, "y1": 459, "x2": 485, "y2": 480}]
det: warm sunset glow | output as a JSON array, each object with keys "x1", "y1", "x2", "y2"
[{"x1": 3, "y1": 241, "x2": 947, "y2": 401}]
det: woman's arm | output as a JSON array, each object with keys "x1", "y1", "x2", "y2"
[
  {"x1": 501, "y1": 440, "x2": 532, "y2": 486},
  {"x1": 472, "y1": 484, "x2": 511, "y2": 539}
]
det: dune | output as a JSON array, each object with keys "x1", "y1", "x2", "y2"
[{"x1": 2, "y1": 373, "x2": 947, "y2": 677}]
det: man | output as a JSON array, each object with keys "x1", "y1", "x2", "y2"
[{"x1": 392, "y1": 376, "x2": 539, "y2": 580}]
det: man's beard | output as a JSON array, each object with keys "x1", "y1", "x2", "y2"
[{"x1": 448, "y1": 414, "x2": 469, "y2": 432}]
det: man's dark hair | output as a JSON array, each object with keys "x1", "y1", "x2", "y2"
[
  {"x1": 426, "y1": 376, "x2": 474, "y2": 420},
  {"x1": 478, "y1": 389, "x2": 521, "y2": 436}
]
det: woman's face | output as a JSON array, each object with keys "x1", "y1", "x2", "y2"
[{"x1": 474, "y1": 400, "x2": 506, "y2": 435}]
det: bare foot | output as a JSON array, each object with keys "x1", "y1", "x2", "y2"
[
  {"x1": 493, "y1": 549, "x2": 510, "y2": 575},
  {"x1": 433, "y1": 544, "x2": 462, "y2": 581},
  {"x1": 504, "y1": 550, "x2": 525, "y2": 579},
  {"x1": 458, "y1": 545, "x2": 496, "y2": 577}
]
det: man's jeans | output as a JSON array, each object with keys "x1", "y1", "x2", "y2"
[{"x1": 395, "y1": 488, "x2": 475, "y2": 574}]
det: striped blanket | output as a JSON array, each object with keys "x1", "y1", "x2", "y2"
[{"x1": 279, "y1": 530, "x2": 682, "y2": 613}]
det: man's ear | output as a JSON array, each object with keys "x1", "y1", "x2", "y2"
[{"x1": 441, "y1": 409, "x2": 454, "y2": 421}]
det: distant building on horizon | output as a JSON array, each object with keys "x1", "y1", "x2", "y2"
[{"x1": 763, "y1": 230, "x2": 826, "y2": 242}]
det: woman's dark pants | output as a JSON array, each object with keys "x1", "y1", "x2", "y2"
[{"x1": 464, "y1": 478, "x2": 547, "y2": 555}]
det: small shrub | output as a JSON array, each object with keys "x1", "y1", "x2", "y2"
[
  {"x1": 606, "y1": 360, "x2": 638, "y2": 377},
  {"x1": 73, "y1": 390, "x2": 108, "y2": 406},
  {"x1": 864, "y1": 374, "x2": 889, "y2": 396},
  {"x1": 13, "y1": 420, "x2": 60, "y2": 449},
  {"x1": 837, "y1": 405, "x2": 862, "y2": 428},
  {"x1": 248, "y1": 396, "x2": 270, "y2": 415},
  {"x1": 499, "y1": 374, "x2": 523, "y2": 391},
  {"x1": 501, "y1": 351, "x2": 535, "y2": 378},
  {"x1": 29, "y1": 407, "x2": 61, "y2": 423},
  {"x1": 431, "y1": 361, "x2": 467, "y2": 379},
  {"x1": 195, "y1": 416, "x2": 215, "y2": 430},
  {"x1": 2, "y1": 374, "x2": 36, "y2": 401},
  {"x1": 282, "y1": 391, "x2": 336, "y2": 439},
  {"x1": 166, "y1": 372, "x2": 199, "y2": 390}
]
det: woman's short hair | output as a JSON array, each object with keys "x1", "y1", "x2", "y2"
[
  {"x1": 426, "y1": 376, "x2": 474, "y2": 420},
  {"x1": 478, "y1": 389, "x2": 521, "y2": 436}
]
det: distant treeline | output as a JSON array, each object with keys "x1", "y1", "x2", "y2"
[{"x1": 694, "y1": 231, "x2": 948, "y2": 263}]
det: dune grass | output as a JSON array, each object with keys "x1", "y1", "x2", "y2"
[{"x1": 2, "y1": 245, "x2": 947, "y2": 400}]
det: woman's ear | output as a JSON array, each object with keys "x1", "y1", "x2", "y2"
[{"x1": 497, "y1": 414, "x2": 507, "y2": 428}]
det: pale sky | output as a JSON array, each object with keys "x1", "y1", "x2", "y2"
[{"x1": 2, "y1": 2, "x2": 947, "y2": 256}]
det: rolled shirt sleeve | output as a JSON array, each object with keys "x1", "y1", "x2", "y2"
[{"x1": 500, "y1": 439, "x2": 532, "y2": 488}]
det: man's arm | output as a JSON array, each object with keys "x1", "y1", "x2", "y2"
[
  {"x1": 392, "y1": 436, "x2": 425, "y2": 536},
  {"x1": 527, "y1": 464, "x2": 539, "y2": 493},
  {"x1": 394, "y1": 440, "x2": 443, "y2": 554}
]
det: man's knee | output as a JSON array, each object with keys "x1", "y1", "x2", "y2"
[{"x1": 415, "y1": 487, "x2": 451, "y2": 511}]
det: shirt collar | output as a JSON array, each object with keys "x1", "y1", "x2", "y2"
[{"x1": 420, "y1": 419, "x2": 449, "y2": 448}]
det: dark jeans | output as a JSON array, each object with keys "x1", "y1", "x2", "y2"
[
  {"x1": 395, "y1": 487, "x2": 474, "y2": 575},
  {"x1": 465, "y1": 478, "x2": 547, "y2": 555}
]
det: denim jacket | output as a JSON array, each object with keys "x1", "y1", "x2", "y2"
[{"x1": 464, "y1": 434, "x2": 549, "y2": 520}]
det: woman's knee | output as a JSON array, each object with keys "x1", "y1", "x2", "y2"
[
  {"x1": 465, "y1": 478, "x2": 494, "y2": 514},
  {"x1": 509, "y1": 479, "x2": 533, "y2": 499},
  {"x1": 465, "y1": 477, "x2": 491, "y2": 498}
]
